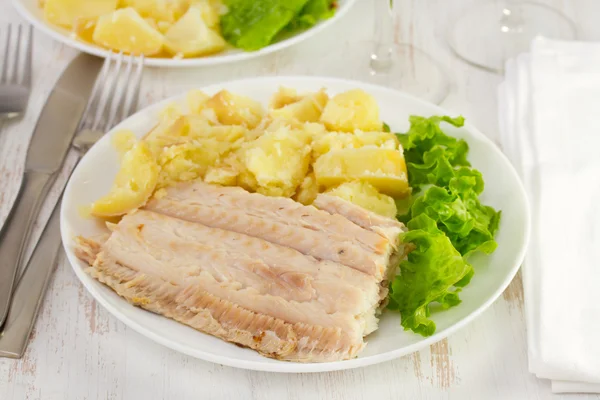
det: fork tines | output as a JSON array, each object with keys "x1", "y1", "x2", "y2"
[
  {"x1": 79, "y1": 52, "x2": 145, "y2": 135},
  {"x1": 0, "y1": 24, "x2": 33, "y2": 87}
]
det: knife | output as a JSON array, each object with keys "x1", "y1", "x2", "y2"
[
  {"x1": 0, "y1": 54, "x2": 103, "y2": 327},
  {"x1": 0, "y1": 198, "x2": 62, "y2": 358}
]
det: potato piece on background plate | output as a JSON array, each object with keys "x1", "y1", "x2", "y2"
[
  {"x1": 120, "y1": 0, "x2": 188, "y2": 23},
  {"x1": 320, "y1": 89, "x2": 382, "y2": 132},
  {"x1": 164, "y1": 5, "x2": 226, "y2": 57},
  {"x1": 326, "y1": 181, "x2": 398, "y2": 218},
  {"x1": 205, "y1": 90, "x2": 265, "y2": 128},
  {"x1": 91, "y1": 142, "x2": 159, "y2": 217},
  {"x1": 44, "y1": 0, "x2": 117, "y2": 28},
  {"x1": 93, "y1": 8, "x2": 164, "y2": 55},
  {"x1": 190, "y1": 0, "x2": 220, "y2": 28},
  {"x1": 313, "y1": 147, "x2": 409, "y2": 197}
]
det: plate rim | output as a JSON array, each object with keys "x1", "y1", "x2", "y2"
[
  {"x1": 12, "y1": 0, "x2": 358, "y2": 68},
  {"x1": 60, "y1": 75, "x2": 531, "y2": 373}
]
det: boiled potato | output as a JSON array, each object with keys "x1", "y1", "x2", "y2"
[
  {"x1": 191, "y1": 0, "x2": 220, "y2": 28},
  {"x1": 311, "y1": 130, "x2": 399, "y2": 161},
  {"x1": 354, "y1": 130, "x2": 399, "y2": 149},
  {"x1": 144, "y1": 116, "x2": 190, "y2": 155},
  {"x1": 205, "y1": 90, "x2": 265, "y2": 128},
  {"x1": 120, "y1": 0, "x2": 188, "y2": 23},
  {"x1": 187, "y1": 90, "x2": 210, "y2": 114},
  {"x1": 93, "y1": 7, "x2": 164, "y2": 55},
  {"x1": 270, "y1": 89, "x2": 329, "y2": 123},
  {"x1": 91, "y1": 142, "x2": 159, "y2": 217},
  {"x1": 320, "y1": 89, "x2": 382, "y2": 132},
  {"x1": 186, "y1": 116, "x2": 247, "y2": 143},
  {"x1": 164, "y1": 5, "x2": 226, "y2": 57},
  {"x1": 313, "y1": 147, "x2": 409, "y2": 197},
  {"x1": 156, "y1": 20, "x2": 173, "y2": 34},
  {"x1": 293, "y1": 172, "x2": 319, "y2": 205},
  {"x1": 159, "y1": 102, "x2": 184, "y2": 124},
  {"x1": 270, "y1": 87, "x2": 300, "y2": 109},
  {"x1": 326, "y1": 181, "x2": 397, "y2": 218},
  {"x1": 44, "y1": 0, "x2": 117, "y2": 28},
  {"x1": 157, "y1": 141, "x2": 219, "y2": 187},
  {"x1": 239, "y1": 127, "x2": 311, "y2": 197},
  {"x1": 204, "y1": 165, "x2": 238, "y2": 186},
  {"x1": 312, "y1": 132, "x2": 360, "y2": 160},
  {"x1": 111, "y1": 130, "x2": 138, "y2": 156}
]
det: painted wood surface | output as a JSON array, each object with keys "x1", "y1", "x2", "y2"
[{"x1": 1, "y1": 1, "x2": 599, "y2": 399}]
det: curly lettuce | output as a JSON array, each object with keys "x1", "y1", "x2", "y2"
[
  {"x1": 389, "y1": 115, "x2": 501, "y2": 336},
  {"x1": 387, "y1": 214, "x2": 473, "y2": 336}
]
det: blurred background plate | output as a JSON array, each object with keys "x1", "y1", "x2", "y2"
[{"x1": 12, "y1": 0, "x2": 357, "y2": 68}]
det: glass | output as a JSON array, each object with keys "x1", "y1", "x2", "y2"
[
  {"x1": 448, "y1": 1, "x2": 577, "y2": 73},
  {"x1": 275, "y1": 0, "x2": 450, "y2": 104}
]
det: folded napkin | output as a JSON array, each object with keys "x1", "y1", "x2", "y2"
[{"x1": 499, "y1": 37, "x2": 600, "y2": 394}]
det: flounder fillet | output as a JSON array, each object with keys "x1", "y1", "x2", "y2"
[{"x1": 77, "y1": 182, "x2": 406, "y2": 362}]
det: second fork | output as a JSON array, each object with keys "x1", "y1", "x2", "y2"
[{"x1": 0, "y1": 24, "x2": 33, "y2": 119}]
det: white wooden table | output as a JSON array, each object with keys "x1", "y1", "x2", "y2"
[{"x1": 1, "y1": 1, "x2": 599, "y2": 399}]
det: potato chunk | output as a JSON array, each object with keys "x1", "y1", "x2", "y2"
[
  {"x1": 44, "y1": 0, "x2": 117, "y2": 28},
  {"x1": 313, "y1": 147, "x2": 409, "y2": 197},
  {"x1": 91, "y1": 142, "x2": 159, "y2": 217},
  {"x1": 93, "y1": 8, "x2": 164, "y2": 55},
  {"x1": 326, "y1": 181, "x2": 398, "y2": 218},
  {"x1": 120, "y1": 0, "x2": 188, "y2": 23},
  {"x1": 239, "y1": 126, "x2": 311, "y2": 197},
  {"x1": 155, "y1": 123, "x2": 245, "y2": 188},
  {"x1": 157, "y1": 141, "x2": 219, "y2": 187},
  {"x1": 293, "y1": 171, "x2": 319, "y2": 205},
  {"x1": 311, "y1": 130, "x2": 398, "y2": 161},
  {"x1": 187, "y1": 90, "x2": 210, "y2": 114},
  {"x1": 204, "y1": 165, "x2": 238, "y2": 186},
  {"x1": 270, "y1": 89, "x2": 329, "y2": 123},
  {"x1": 205, "y1": 90, "x2": 265, "y2": 128},
  {"x1": 320, "y1": 89, "x2": 381, "y2": 132},
  {"x1": 164, "y1": 5, "x2": 226, "y2": 57}
]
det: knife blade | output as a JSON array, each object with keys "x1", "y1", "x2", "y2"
[{"x1": 0, "y1": 54, "x2": 103, "y2": 327}]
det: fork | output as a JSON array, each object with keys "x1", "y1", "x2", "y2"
[
  {"x1": 0, "y1": 52, "x2": 144, "y2": 358},
  {"x1": 0, "y1": 24, "x2": 33, "y2": 119}
]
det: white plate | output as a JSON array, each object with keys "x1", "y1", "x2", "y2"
[
  {"x1": 13, "y1": 0, "x2": 356, "y2": 68},
  {"x1": 61, "y1": 76, "x2": 530, "y2": 373}
]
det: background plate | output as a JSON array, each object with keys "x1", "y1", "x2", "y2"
[
  {"x1": 60, "y1": 76, "x2": 530, "y2": 373},
  {"x1": 13, "y1": 0, "x2": 357, "y2": 68}
]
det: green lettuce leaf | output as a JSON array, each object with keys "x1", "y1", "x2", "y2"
[
  {"x1": 285, "y1": 0, "x2": 336, "y2": 31},
  {"x1": 397, "y1": 115, "x2": 469, "y2": 191},
  {"x1": 388, "y1": 214, "x2": 473, "y2": 337},
  {"x1": 410, "y1": 171, "x2": 500, "y2": 256},
  {"x1": 221, "y1": 0, "x2": 310, "y2": 51},
  {"x1": 389, "y1": 115, "x2": 501, "y2": 336}
]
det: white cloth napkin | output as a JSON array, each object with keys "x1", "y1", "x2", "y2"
[{"x1": 498, "y1": 37, "x2": 600, "y2": 394}]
